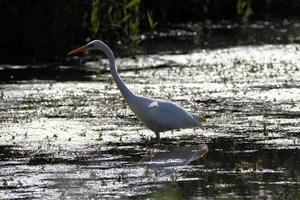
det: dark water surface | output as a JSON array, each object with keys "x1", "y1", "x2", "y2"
[{"x1": 1, "y1": 23, "x2": 300, "y2": 199}]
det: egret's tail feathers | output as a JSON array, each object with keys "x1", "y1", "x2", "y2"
[
  {"x1": 192, "y1": 114, "x2": 206, "y2": 129},
  {"x1": 194, "y1": 115, "x2": 207, "y2": 123}
]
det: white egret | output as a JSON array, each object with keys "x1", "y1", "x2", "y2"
[{"x1": 68, "y1": 40, "x2": 204, "y2": 140}]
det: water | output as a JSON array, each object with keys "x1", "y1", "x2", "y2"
[{"x1": 1, "y1": 28, "x2": 300, "y2": 199}]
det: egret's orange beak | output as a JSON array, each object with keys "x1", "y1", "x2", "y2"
[{"x1": 67, "y1": 45, "x2": 88, "y2": 56}]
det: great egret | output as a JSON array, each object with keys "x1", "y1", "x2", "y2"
[{"x1": 68, "y1": 40, "x2": 204, "y2": 140}]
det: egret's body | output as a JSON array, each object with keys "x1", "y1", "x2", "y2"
[
  {"x1": 68, "y1": 40, "x2": 204, "y2": 140},
  {"x1": 129, "y1": 96, "x2": 202, "y2": 136}
]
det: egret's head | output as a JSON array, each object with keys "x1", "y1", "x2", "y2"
[
  {"x1": 86, "y1": 40, "x2": 106, "y2": 50},
  {"x1": 67, "y1": 40, "x2": 106, "y2": 56}
]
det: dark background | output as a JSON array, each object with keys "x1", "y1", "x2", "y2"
[{"x1": 1, "y1": 0, "x2": 300, "y2": 64}]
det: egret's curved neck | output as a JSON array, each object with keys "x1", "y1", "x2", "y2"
[{"x1": 99, "y1": 44, "x2": 135, "y2": 101}]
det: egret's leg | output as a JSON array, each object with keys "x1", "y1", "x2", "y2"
[
  {"x1": 144, "y1": 132, "x2": 160, "y2": 147},
  {"x1": 155, "y1": 132, "x2": 160, "y2": 142}
]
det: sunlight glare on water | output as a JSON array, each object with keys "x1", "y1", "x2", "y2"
[{"x1": 0, "y1": 44, "x2": 300, "y2": 199}]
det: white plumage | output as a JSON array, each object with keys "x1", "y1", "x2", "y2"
[{"x1": 68, "y1": 40, "x2": 204, "y2": 140}]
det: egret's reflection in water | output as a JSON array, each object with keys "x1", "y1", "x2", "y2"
[{"x1": 142, "y1": 144, "x2": 208, "y2": 169}]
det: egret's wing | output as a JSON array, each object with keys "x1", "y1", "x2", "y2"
[{"x1": 148, "y1": 101, "x2": 159, "y2": 111}]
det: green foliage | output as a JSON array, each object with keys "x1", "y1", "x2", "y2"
[
  {"x1": 237, "y1": 0, "x2": 253, "y2": 22},
  {"x1": 90, "y1": 0, "x2": 142, "y2": 46},
  {"x1": 147, "y1": 11, "x2": 157, "y2": 30}
]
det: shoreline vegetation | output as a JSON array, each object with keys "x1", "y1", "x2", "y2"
[{"x1": 1, "y1": 0, "x2": 300, "y2": 64}]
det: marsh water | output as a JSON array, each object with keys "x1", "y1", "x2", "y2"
[{"x1": 1, "y1": 21, "x2": 300, "y2": 199}]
